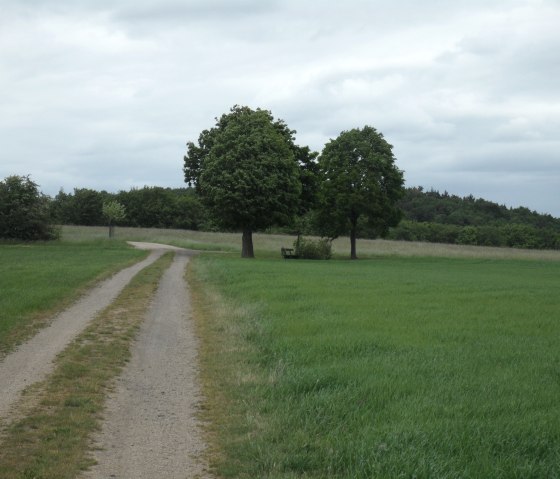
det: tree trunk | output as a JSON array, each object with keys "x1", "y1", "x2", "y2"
[
  {"x1": 241, "y1": 228, "x2": 254, "y2": 258},
  {"x1": 109, "y1": 224, "x2": 115, "y2": 238},
  {"x1": 350, "y1": 221, "x2": 358, "y2": 260}
]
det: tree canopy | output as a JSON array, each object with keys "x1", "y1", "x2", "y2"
[
  {"x1": 102, "y1": 200, "x2": 126, "y2": 238},
  {"x1": 316, "y1": 126, "x2": 404, "y2": 259},
  {"x1": 184, "y1": 105, "x2": 303, "y2": 257},
  {"x1": 0, "y1": 175, "x2": 58, "y2": 241}
]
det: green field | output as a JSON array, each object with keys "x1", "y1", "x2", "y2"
[
  {"x1": 191, "y1": 255, "x2": 560, "y2": 478},
  {"x1": 0, "y1": 240, "x2": 146, "y2": 356},
  {"x1": 3, "y1": 227, "x2": 560, "y2": 477}
]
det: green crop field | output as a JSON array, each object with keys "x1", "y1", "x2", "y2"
[
  {"x1": 191, "y1": 255, "x2": 560, "y2": 478},
  {"x1": 0, "y1": 240, "x2": 146, "y2": 356}
]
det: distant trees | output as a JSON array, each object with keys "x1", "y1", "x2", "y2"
[
  {"x1": 12, "y1": 105, "x2": 556, "y2": 254},
  {"x1": 50, "y1": 186, "x2": 204, "y2": 230},
  {"x1": 0, "y1": 175, "x2": 58, "y2": 240},
  {"x1": 44, "y1": 177, "x2": 557, "y2": 251},
  {"x1": 115, "y1": 187, "x2": 203, "y2": 230},
  {"x1": 389, "y1": 187, "x2": 560, "y2": 249},
  {"x1": 51, "y1": 188, "x2": 105, "y2": 226},
  {"x1": 184, "y1": 105, "x2": 304, "y2": 257},
  {"x1": 315, "y1": 126, "x2": 404, "y2": 259}
]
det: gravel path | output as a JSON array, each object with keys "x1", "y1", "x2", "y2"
[
  {"x1": 83, "y1": 249, "x2": 210, "y2": 479},
  {"x1": 0, "y1": 249, "x2": 164, "y2": 422}
]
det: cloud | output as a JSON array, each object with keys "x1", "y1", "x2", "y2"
[{"x1": 1, "y1": 0, "x2": 559, "y2": 216}]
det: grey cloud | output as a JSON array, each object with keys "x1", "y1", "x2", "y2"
[{"x1": 1, "y1": 0, "x2": 560, "y2": 217}]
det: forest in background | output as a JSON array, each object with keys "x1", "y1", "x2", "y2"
[
  {"x1": 47, "y1": 185, "x2": 560, "y2": 250},
  {"x1": 385, "y1": 187, "x2": 560, "y2": 249}
]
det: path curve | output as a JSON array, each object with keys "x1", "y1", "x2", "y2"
[
  {"x1": 83, "y1": 250, "x2": 210, "y2": 478},
  {"x1": 0, "y1": 244, "x2": 170, "y2": 422},
  {"x1": 127, "y1": 241, "x2": 199, "y2": 253}
]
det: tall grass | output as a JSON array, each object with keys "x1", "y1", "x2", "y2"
[
  {"x1": 190, "y1": 255, "x2": 560, "y2": 478},
  {"x1": 62, "y1": 225, "x2": 560, "y2": 261},
  {"x1": 0, "y1": 240, "x2": 146, "y2": 356}
]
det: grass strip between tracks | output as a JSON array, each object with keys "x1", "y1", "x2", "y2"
[{"x1": 0, "y1": 252, "x2": 173, "y2": 479}]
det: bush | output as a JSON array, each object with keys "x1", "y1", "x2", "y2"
[
  {"x1": 0, "y1": 175, "x2": 59, "y2": 241},
  {"x1": 294, "y1": 237, "x2": 332, "y2": 260},
  {"x1": 457, "y1": 226, "x2": 478, "y2": 245}
]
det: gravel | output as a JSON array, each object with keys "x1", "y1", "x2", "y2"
[
  {"x1": 0, "y1": 250, "x2": 164, "y2": 421},
  {"x1": 82, "y1": 248, "x2": 211, "y2": 478}
]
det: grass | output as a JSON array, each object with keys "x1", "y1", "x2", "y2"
[
  {"x1": 189, "y1": 255, "x2": 560, "y2": 478},
  {"x1": 62, "y1": 225, "x2": 560, "y2": 261},
  {"x1": 0, "y1": 252, "x2": 173, "y2": 479},
  {"x1": 4, "y1": 226, "x2": 559, "y2": 477},
  {"x1": 62, "y1": 225, "x2": 239, "y2": 253},
  {"x1": 0, "y1": 240, "x2": 147, "y2": 357}
]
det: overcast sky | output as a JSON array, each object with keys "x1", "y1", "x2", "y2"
[{"x1": 1, "y1": 0, "x2": 559, "y2": 216}]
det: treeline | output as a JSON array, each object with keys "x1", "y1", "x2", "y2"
[
  {"x1": 385, "y1": 187, "x2": 560, "y2": 249},
  {"x1": 49, "y1": 186, "x2": 207, "y2": 230},
  {"x1": 46, "y1": 185, "x2": 560, "y2": 250}
]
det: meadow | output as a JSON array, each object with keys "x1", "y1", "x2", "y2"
[
  {"x1": 3, "y1": 226, "x2": 560, "y2": 477},
  {"x1": 190, "y1": 254, "x2": 560, "y2": 478},
  {"x1": 0, "y1": 240, "x2": 146, "y2": 356},
  {"x1": 62, "y1": 225, "x2": 560, "y2": 261}
]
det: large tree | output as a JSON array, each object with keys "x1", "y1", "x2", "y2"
[
  {"x1": 317, "y1": 126, "x2": 404, "y2": 259},
  {"x1": 184, "y1": 105, "x2": 302, "y2": 257}
]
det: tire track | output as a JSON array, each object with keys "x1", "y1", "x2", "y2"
[
  {"x1": 0, "y1": 250, "x2": 164, "y2": 422},
  {"x1": 83, "y1": 250, "x2": 210, "y2": 479}
]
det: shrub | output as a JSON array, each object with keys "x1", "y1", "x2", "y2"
[
  {"x1": 0, "y1": 175, "x2": 59, "y2": 241},
  {"x1": 457, "y1": 226, "x2": 478, "y2": 245},
  {"x1": 294, "y1": 237, "x2": 332, "y2": 260}
]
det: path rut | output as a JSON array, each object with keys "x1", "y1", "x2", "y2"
[
  {"x1": 83, "y1": 250, "x2": 210, "y2": 478},
  {"x1": 0, "y1": 249, "x2": 164, "y2": 422}
]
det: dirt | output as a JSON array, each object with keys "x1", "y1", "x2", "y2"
[
  {"x1": 82, "y1": 248, "x2": 210, "y2": 478},
  {"x1": 0, "y1": 242, "x2": 211, "y2": 478},
  {"x1": 0, "y1": 249, "x2": 164, "y2": 421}
]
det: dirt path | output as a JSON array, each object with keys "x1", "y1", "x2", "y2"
[
  {"x1": 0, "y1": 249, "x2": 164, "y2": 422},
  {"x1": 83, "y1": 249, "x2": 210, "y2": 479}
]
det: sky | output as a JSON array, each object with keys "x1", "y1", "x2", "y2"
[{"x1": 1, "y1": 0, "x2": 559, "y2": 216}]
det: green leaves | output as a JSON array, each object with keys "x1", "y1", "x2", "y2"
[
  {"x1": 186, "y1": 106, "x2": 302, "y2": 233},
  {"x1": 102, "y1": 201, "x2": 126, "y2": 225},
  {"x1": 0, "y1": 175, "x2": 57, "y2": 241},
  {"x1": 316, "y1": 126, "x2": 404, "y2": 257}
]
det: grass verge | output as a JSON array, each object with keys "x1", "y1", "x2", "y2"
[
  {"x1": 0, "y1": 240, "x2": 147, "y2": 357},
  {"x1": 190, "y1": 254, "x2": 560, "y2": 478},
  {"x1": 0, "y1": 252, "x2": 173, "y2": 479}
]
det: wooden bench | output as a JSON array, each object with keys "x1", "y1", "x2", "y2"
[{"x1": 281, "y1": 247, "x2": 299, "y2": 259}]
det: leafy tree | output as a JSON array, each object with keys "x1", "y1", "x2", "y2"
[
  {"x1": 317, "y1": 126, "x2": 404, "y2": 259},
  {"x1": 184, "y1": 105, "x2": 302, "y2": 257},
  {"x1": 457, "y1": 226, "x2": 478, "y2": 245},
  {"x1": 173, "y1": 188, "x2": 206, "y2": 230},
  {"x1": 115, "y1": 186, "x2": 205, "y2": 230},
  {"x1": 49, "y1": 188, "x2": 72, "y2": 224},
  {"x1": 116, "y1": 187, "x2": 177, "y2": 228},
  {"x1": 102, "y1": 200, "x2": 126, "y2": 238},
  {"x1": 61, "y1": 188, "x2": 105, "y2": 225},
  {"x1": 0, "y1": 175, "x2": 58, "y2": 240}
]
